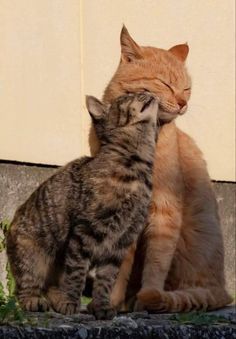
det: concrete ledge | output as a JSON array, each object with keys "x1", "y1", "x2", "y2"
[{"x1": 0, "y1": 307, "x2": 235, "y2": 339}]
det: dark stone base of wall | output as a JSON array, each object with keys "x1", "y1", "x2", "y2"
[
  {"x1": 0, "y1": 324, "x2": 235, "y2": 339},
  {"x1": 0, "y1": 163, "x2": 235, "y2": 295},
  {"x1": 0, "y1": 308, "x2": 235, "y2": 339}
]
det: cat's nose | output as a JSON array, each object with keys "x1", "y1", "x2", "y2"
[{"x1": 177, "y1": 98, "x2": 187, "y2": 109}]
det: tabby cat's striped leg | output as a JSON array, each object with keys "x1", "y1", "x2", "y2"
[
  {"x1": 7, "y1": 232, "x2": 52, "y2": 312},
  {"x1": 47, "y1": 259, "x2": 89, "y2": 315},
  {"x1": 47, "y1": 239, "x2": 90, "y2": 315},
  {"x1": 88, "y1": 263, "x2": 120, "y2": 320}
]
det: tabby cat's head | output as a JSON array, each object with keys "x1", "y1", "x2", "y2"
[
  {"x1": 86, "y1": 92, "x2": 159, "y2": 139},
  {"x1": 103, "y1": 26, "x2": 191, "y2": 123}
]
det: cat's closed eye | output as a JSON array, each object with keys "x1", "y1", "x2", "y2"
[{"x1": 156, "y1": 78, "x2": 174, "y2": 92}]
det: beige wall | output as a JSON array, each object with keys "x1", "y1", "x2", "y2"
[{"x1": 0, "y1": 0, "x2": 235, "y2": 181}]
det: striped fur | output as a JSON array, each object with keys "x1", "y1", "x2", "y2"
[{"x1": 7, "y1": 93, "x2": 159, "y2": 319}]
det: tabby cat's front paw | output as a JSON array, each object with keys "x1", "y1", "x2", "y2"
[
  {"x1": 18, "y1": 296, "x2": 51, "y2": 312},
  {"x1": 87, "y1": 300, "x2": 117, "y2": 320},
  {"x1": 54, "y1": 301, "x2": 80, "y2": 315},
  {"x1": 47, "y1": 287, "x2": 80, "y2": 315}
]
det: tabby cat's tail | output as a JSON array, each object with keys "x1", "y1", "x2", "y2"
[{"x1": 137, "y1": 287, "x2": 232, "y2": 312}]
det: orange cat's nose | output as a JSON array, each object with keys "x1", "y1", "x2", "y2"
[{"x1": 177, "y1": 98, "x2": 187, "y2": 109}]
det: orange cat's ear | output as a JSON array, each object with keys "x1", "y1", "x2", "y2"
[
  {"x1": 120, "y1": 25, "x2": 143, "y2": 62},
  {"x1": 169, "y1": 43, "x2": 189, "y2": 62}
]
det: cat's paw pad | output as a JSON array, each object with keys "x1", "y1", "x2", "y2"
[
  {"x1": 19, "y1": 296, "x2": 50, "y2": 312},
  {"x1": 54, "y1": 301, "x2": 80, "y2": 315},
  {"x1": 87, "y1": 301, "x2": 116, "y2": 320}
]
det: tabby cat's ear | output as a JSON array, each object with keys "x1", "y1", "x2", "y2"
[
  {"x1": 169, "y1": 43, "x2": 189, "y2": 62},
  {"x1": 120, "y1": 25, "x2": 143, "y2": 62},
  {"x1": 86, "y1": 96, "x2": 105, "y2": 121}
]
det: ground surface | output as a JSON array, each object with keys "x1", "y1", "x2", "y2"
[{"x1": 0, "y1": 306, "x2": 235, "y2": 338}]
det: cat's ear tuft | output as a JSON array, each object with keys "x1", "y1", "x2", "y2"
[
  {"x1": 169, "y1": 43, "x2": 189, "y2": 62},
  {"x1": 86, "y1": 96, "x2": 105, "y2": 121},
  {"x1": 120, "y1": 25, "x2": 143, "y2": 62}
]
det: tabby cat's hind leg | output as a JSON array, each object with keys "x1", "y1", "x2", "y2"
[{"x1": 6, "y1": 231, "x2": 52, "y2": 312}]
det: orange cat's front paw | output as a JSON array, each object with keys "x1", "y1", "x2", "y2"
[
  {"x1": 136, "y1": 288, "x2": 166, "y2": 312},
  {"x1": 134, "y1": 288, "x2": 153, "y2": 311}
]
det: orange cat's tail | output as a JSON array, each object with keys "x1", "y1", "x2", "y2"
[{"x1": 137, "y1": 287, "x2": 232, "y2": 312}]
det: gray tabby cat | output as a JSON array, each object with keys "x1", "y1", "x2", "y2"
[{"x1": 7, "y1": 92, "x2": 159, "y2": 319}]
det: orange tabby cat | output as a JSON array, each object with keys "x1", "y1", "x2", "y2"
[{"x1": 89, "y1": 26, "x2": 232, "y2": 312}]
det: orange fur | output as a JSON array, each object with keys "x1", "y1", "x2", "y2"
[
  {"x1": 89, "y1": 26, "x2": 232, "y2": 312},
  {"x1": 110, "y1": 243, "x2": 136, "y2": 310}
]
